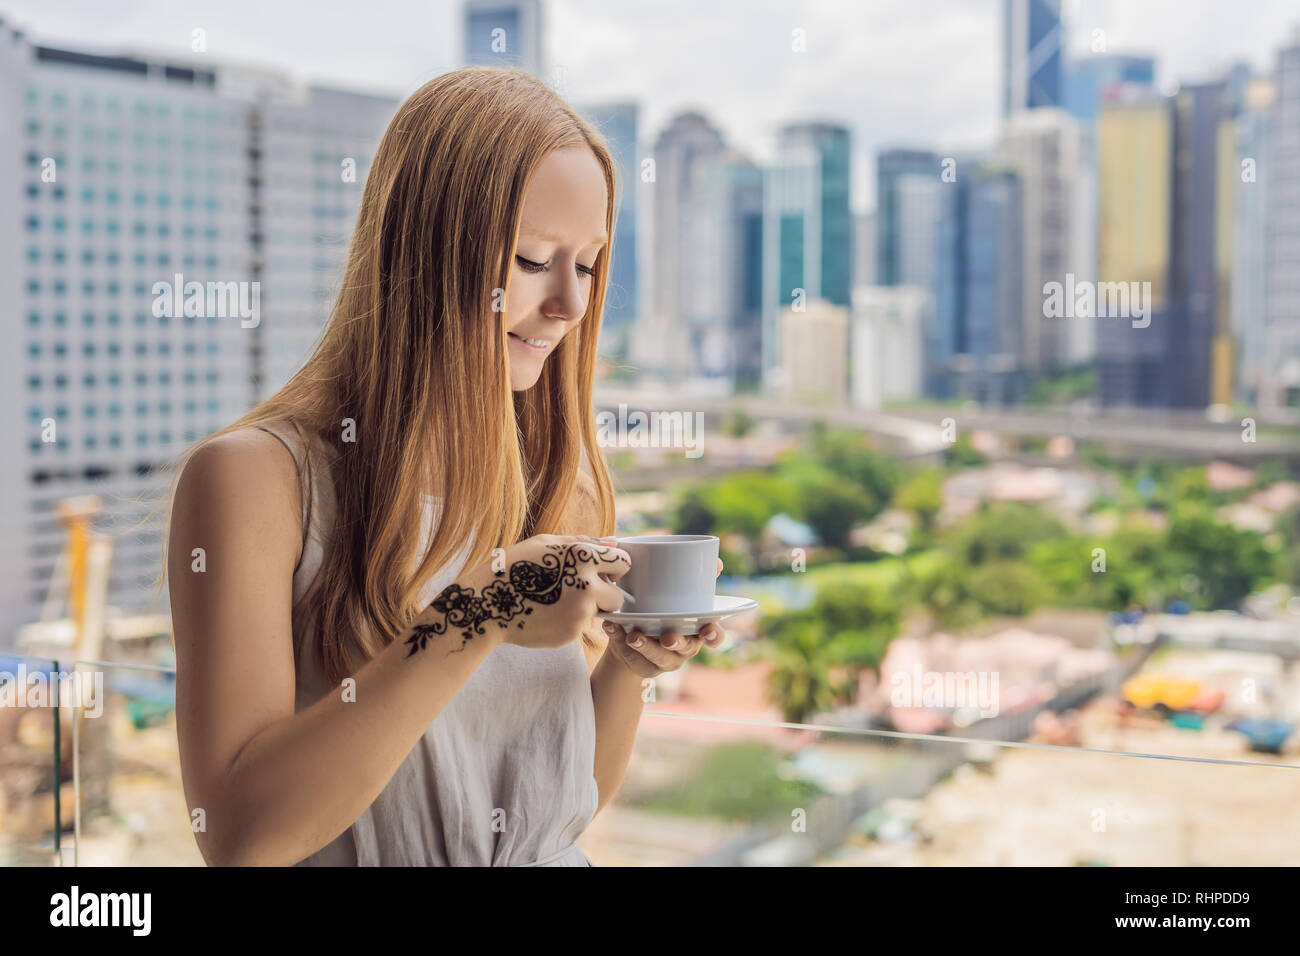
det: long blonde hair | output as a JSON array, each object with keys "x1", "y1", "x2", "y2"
[{"x1": 155, "y1": 66, "x2": 618, "y2": 683}]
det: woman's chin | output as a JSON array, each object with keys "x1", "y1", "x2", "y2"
[{"x1": 509, "y1": 366, "x2": 545, "y2": 391}]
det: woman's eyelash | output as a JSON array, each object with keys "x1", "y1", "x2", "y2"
[{"x1": 515, "y1": 255, "x2": 595, "y2": 277}]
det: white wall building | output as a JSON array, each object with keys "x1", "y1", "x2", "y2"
[
  {"x1": 850, "y1": 285, "x2": 927, "y2": 410},
  {"x1": 780, "y1": 299, "x2": 848, "y2": 403},
  {"x1": 0, "y1": 18, "x2": 395, "y2": 640}
]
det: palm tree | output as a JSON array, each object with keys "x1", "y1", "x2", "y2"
[{"x1": 765, "y1": 618, "x2": 850, "y2": 725}]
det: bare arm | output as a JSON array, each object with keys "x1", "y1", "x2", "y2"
[
  {"x1": 589, "y1": 642, "x2": 647, "y2": 814},
  {"x1": 170, "y1": 430, "x2": 505, "y2": 866}
]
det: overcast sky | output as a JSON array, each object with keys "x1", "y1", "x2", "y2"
[{"x1": 5, "y1": 0, "x2": 1299, "y2": 210}]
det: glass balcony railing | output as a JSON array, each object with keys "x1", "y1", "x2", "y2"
[
  {"x1": 3, "y1": 646, "x2": 1298, "y2": 866},
  {"x1": 0, "y1": 656, "x2": 69, "y2": 865},
  {"x1": 581, "y1": 703, "x2": 1300, "y2": 866}
]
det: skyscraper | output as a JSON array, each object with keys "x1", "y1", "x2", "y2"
[
  {"x1": 258, "y1": 84, "x2": 398, "y2": 397},
  {"x1": 777, "y1": 122, "x2": 852, "y2": 307},
  {"x1": 1262, "y1": 33, "x2": 1300, "y2": 411},
  {"x1": 462, "y1": 0, "x2": 545, "y2": 77},
  {"x1": 760, "y1": 121, "x2": 851, "y2": 386},
  {"x1": 645, "y1": 111, "x2": 726, "y2": 380},
  {"x1": 1061, "y1": 54, "x2": 1156, "y2": 370},
  {"x1": 854, "y1": 210, "x2": 876, "y2": 288},
  {"x1": 1002, "y1": 0, "x2": 1063, "y2": 117},
  {"x1": 1063, "y1": 53, "x2": 1156, "y2": 126},
  {"x1": 1, "y1": 33, "x2": 252, "y2": 638},
  {"x1": 0, "y1": 20, "x2": 396, "y2": 639},
  {"x1": 1231, "y1": 78, "x2": 1274, "y2": 404},
  {"x1": 576, "y1": 101, "x2": 639, "y2": 343},
  {"x1": 1096, "y1": 92, "x2": 1172, "y2": 407},
  {"x1": 930, "y1": 164, "x2": 1023, "y2": 402},
  {"x1": 875, "y1": 149, "x2": 940, "y2": 289},
  {"x1": 702, "y1": 151, "x2": 764, "y2": 390},
  {"x1": 1096, "y1": 81, "x2": 1236, "y2": 410},
  {"x1": 998, "y1": 108, "x2": 1085, "y2": 373},
  {"x1": 1168, "y1": 80, "x2": 1235, "y2": 409}
]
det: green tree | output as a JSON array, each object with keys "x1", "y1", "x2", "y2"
[
  {"x1": 914, "y1": 556, "x2": 984, "y2": 630},
  {"x1": 672, "y1": 483, "x2": 715, "y2": 535},
  {"x1": 945, "y1": 434, "x2": 984, "y2": 468},
  {"x1": 805, "y1": 581, "x2": 899, "y2": 699},
  {"x1": 946, "y1": 501, "x2": 1067, "y2": 566},
  {"x1": 638, "y1": 741, "x2": 821, "y2": 822},
  {"x1": 707, "y1": 471, "x2": 797, "y2": 539},
  {"x1": 967, "y1": 561, "x2": 1048, "y2": 616},
  {"x1": 798, "y1": 423, "x2": 899, "y2": 507},
  {"x1": 700, "y1": 470, "x2": 799, "y2": 569},
  {"x1": 777, "y1": 459, "x2": 877, "y2": 548},
  {"x1": 1252, "y1": 461, "x2": 1289, "y2": 491},
  {"x1": 722, "y1": 407, "x2": 756, "y2": 438},
  {"x1": 894, "y1": 469, "x2": 943, "y2": 533},
  {"x1": 1164, "y1": 504, "x2": 1275, "y2": 609},
  {"x1": 764, "y1": 617, "x2": 851, "y2": 724},
  {"x1": 1280, "y1": 503, "x2": 1300, "y2": 589}
]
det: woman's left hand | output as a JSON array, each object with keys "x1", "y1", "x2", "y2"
[{"x1": 599, "y1": 554, "x2": 727, "y2": 679}]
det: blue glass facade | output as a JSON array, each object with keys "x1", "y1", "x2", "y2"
[
  {"x1": 1064, "y1": 54, "x2": 1157, "y2": 124},
  {"x1": 579, "y1": 102, "x2": 639, "y2": 334},
  {"x1": 876, "y1": 149, "x2": 938, "y2": 287},
  {"x1": 1002, "y1": 0, "x2": 1063, "y2": 116},
  {"x1": 929, "y1": 166, "x2": 1022, "y2": 401}
]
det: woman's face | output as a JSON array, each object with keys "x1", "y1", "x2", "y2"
[{"x1": 504, "y1": 146, "x2": 609, "y2": 390}]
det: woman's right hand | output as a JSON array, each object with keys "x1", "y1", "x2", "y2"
[{"x1": 416, "y1": 534, "x2": 631, "y2": 652}]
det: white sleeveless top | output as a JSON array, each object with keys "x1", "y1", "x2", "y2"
[{"x1": 255, "y1": 419, "x2": 599, "y2": 866}]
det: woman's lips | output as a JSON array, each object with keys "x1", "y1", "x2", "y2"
[{"x1": 508, "y1": 331, "x2": 554, "y2": 353}]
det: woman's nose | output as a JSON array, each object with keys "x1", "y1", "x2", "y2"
[{"x1": 544, "y1": 267, "x2": 588, "y2": 322}]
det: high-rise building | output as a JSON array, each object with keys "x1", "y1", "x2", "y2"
[
  {"x1": 761, "y1": 122, "x2": 852, "y2": 386},
  {"x1": 1262, "y1": 33, "x2": 1300, "y2": 411},
  {"x1": 1096, "y1": 81, "x2": 1237, "y2": 410},
  {"x1": 1169, "y1": 80, "x2": 1236, "y2": 409},
  {"x1": 1002, "y1": 0, "x2": 1063, "y2": 117},
  {"x1": 875, "y1": 149, "x2": 939, "y2": 288},
  {"x1": 1063, "y1": 53, "x2": 1156, "y2": 126},
  {"x1": 850, "y1": 285, "x2": 927, "y2": 410},
  {"x1": 644, "y1": 111, "x2": 725, "y2": 380},
  {"x1": 258, "y1": 84, "x2": 398, "y2": 397},
  {"x1": 1, "y1": 32, "x2": 252, "y2": 638},
  {"x1": 1232, "y1": 78, "x2": 1274, "y2": 404},
  {"x1": 761, "y1": 147, "x2": 816, "y2": 386},
  {"x1": 1096, "y1": 92, "x2": 1172, "y2": 407},
  {"x1": 701, "y1": 151, "x2": 764, "y2": 390},
  {"x1": 462, "y1": 0, "x2": 544, "y2": 77},
  {"x1": 997, "y1": 108, "x2": 1085, "y2": 373},
  {"x1": 0, "y1": 21, "x2": 396, "y2": 639},
  {"x1": 1059, "y1": 54, "x2": 1156, "y2": 370},
  {"x1": 777, "y1": 122, "x2": 851, "y2": 307},
  {"x1": 853, "y1": 210, "x2": 876, "y2": 288},
  {"x1": 576, "y1": 101, "x2": 639, "y2": 344},
  {"x1": 930, "y1": 164, "x2": 1023, "y2": 402}
]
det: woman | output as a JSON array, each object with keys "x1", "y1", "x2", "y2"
[{"x1": 162, "y1": 66, "x2": 724, "y2": 867}]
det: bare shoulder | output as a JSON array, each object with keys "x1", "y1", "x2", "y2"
[{"x1": 170, "y1": 426, "x2": 304, "y2": 570}]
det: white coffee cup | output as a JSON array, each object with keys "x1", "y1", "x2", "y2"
[{"x1": 616, "y1": 534, "x2": 719, "y2": 614}]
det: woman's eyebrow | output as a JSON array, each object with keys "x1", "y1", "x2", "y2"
[{"x1": 521, "y1": 226, "x2": 608, "y2": 246}]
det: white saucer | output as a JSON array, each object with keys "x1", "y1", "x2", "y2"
[{"x1": 596, "y1": 594, "x2": 759, "y2": 636}]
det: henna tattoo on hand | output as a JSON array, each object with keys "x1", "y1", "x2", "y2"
[{"x1": 404, "y1": 542, "x2": 625, "y2": 656}]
